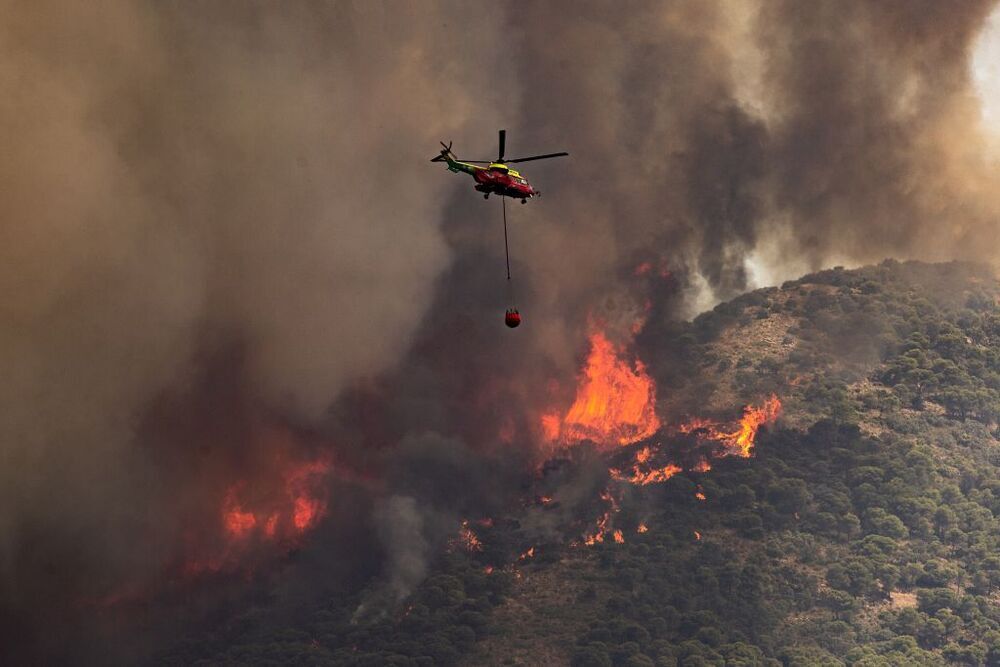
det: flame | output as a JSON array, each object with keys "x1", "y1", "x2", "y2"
[
  {"x1": 519, "y1": 546, "x2": 535, "y2": 560},
  {"x1": 678, "y1": 395, "x2": 782, "y2": 458},
  {"x1": 725, "y1": 395, "x2": 783, "y2": 457},
  {"x1": 219, "y1": 456, "x2": 332, "y2": 545},
  {"x1": 610, "y1": 445, "x2": 682, "y2": 485},
  {"x1": 611, "y1": 461, "x2": 682, "y2": 485},
  {"x1": 540, "y1": 413, "x2": 561, "y2": 441},
  {"x1": 484, "y1": 565, "x2": 494, "y2": 575},
  {"x1": 695, "y1": 487, "x2": 706, "y2": 501},
  {"x1": 612, "y1": 530, "x2": 624, "y2": 544},
  {"x1": 172, "y1": 454, "x2": 336, "y2": 579},
  {"x1": 637, "y1": 523, "x2": 648, "y2": 533},
  {"x1": 581, "y1": 488, "x2": 621, "y2": 545},
  {"x1": 285, "y1": 459, "x2": 331, "y2": 531},
  {"x1": 546, "y1": 331, "x2": 660, "y2": 448},
  {"x1": 222, "y1": 490, "x2": 257, "y2": 539},
  {"x1": 583, "y1": 510, "x2": 612, "y2": 546},
  {"x1": 678, "y1": 417, "x2": 715, "y2": 435},
  {"x1": 456, "y1": 520, "x2": 483, "y2": 552},
  {"x1": 694, "y1": 530, "x2": 702, "y2": 540}
]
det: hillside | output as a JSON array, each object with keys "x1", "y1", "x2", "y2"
[{"x1": 163, "y1": 260, "x2": 1000, "y2": 666}]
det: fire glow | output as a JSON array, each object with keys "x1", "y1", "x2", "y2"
[
  {"x1": 220, "y1": 457, "x2": 332, "y2": 544},
  {"x1": 542, "y1": 331, "x2": 660, "y2": 448},
  {"x1": 177, "y1": 454, "x2": 334, "y2": 578}
]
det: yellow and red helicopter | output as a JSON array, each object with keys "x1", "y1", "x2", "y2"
[
  {"x1": 431, "y1": 129, "x2": 568, "y2": 204},
  {"x1": 432, "y1": 130, "x2": 567, "y2": 328}
]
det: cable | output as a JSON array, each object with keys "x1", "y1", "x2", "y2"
[{"x1": 502, "y1": 194, "x2": 511, "y2": 281}]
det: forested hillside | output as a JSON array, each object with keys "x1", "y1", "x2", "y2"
[{"x1": 164, "y1": 261, "x2": 1000, "y2": 666}]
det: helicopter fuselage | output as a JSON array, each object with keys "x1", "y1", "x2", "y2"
[
  {"x1": 472, "y1": 164, "x2": 536, "y2": 200},
  {"x1": 440, "y1": 155, "x2": 537, "y2": 201}
]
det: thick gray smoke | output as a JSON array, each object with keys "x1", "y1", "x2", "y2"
[
  {"x1": 3, "y1": 0, "x2": 1000, "y2": 660},
  {"x1": 758, "y1": 0, "x2": 1000, "y2": 269},
  {"x1": 353, "y1": 495, "x2": 430, "y2": 622},
  {"x1": 0, "y1": 0, "x2": 508, "y2": 659}
]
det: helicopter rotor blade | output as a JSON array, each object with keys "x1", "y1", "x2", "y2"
[
  {"x1": 431, "y1": 140, "x2": 455, "y2": 161},
  {"x1": 498, "y1": 129, "x2": 506, "y2": 162},
  {"x1": 505, "y1": 152, "x2": 569, "y2": 164}
]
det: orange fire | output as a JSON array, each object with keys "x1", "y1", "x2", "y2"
[
  {"x1": 679, "y1": 395, "x2": 782, "y2": 458},
  {"x1": 220, "y1": 457, "x2": 332, "y2": 544},
  {"x1": 637, "y1": 523, "x2": 648, "y2": 533},
  {"x1": 540, "y1": 414, "x2": 561, "y2": 441},
  {"x1": 725, "y1": 395, "x2": 783, "y2": 457},
  {"x1": 612, "y1": 530, "x2": 624, "y2": 544},
  {"x1": 456, "y1": 520, "x2": 483, "y2": 552},
  {"x1": 583, "y1": 510, "x2": 612, "y2": 546},
  {"x1": 610, "y1": 445, "x2": 682, "y2": 486},
  {"x1": 544, "y1": 331, "x2": 660, "y2": 448},
  {"x1": 694, "y1": 530, "x2": 702, "y2": 540},
  {"x1": 581, "y1": 488, "x2": 622, "y2": 546},
  {"x1": 519, "y1": 546, "x2": 535, "y2": 561},
  {"x1": 222, "y1": 490, "x2": 257, "y2": 539}
]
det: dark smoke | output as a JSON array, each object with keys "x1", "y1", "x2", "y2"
[
  {"x1": 3, "y1": 0, "x2": 1000, "y2": 661},
  {"x1": 759, "y1": 0, "x2": 1000, "y2": 268}
]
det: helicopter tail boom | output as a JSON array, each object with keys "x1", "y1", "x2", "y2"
[{"x1": 430, "y1": 141, "x2": 480, "y2": 175}]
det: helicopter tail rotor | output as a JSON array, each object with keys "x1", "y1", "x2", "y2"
[{"x1": 430, "y1": 140, "x2": 453, "y2": 162}]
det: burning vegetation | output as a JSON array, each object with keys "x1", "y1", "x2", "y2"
[
  {"x1": 542, "y1": 331, "x2": 661, "y2": 448},
  {"x1": 677, "y1": 395, "x2": 783, "y2": 458},
  {"x1": 181, "y1": 454, "x2": 334, "y2": 577},
  {"x1": 532, "y1": 323, "x2": 782, "y2": 546},
  {"x1": 220, "y1": 458, "x2": 331, "y2": 544},
  {"x1": 136, "y1": 269, "x2": 1000, "y2": 667}
]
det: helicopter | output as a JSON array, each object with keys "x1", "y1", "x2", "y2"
[{"x1": 430, "y1": 129, "x2": 568, "y2": 203}]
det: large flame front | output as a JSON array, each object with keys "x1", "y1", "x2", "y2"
[{"x1": 544, "y1": 331, "x2": 660, "y2": 448}]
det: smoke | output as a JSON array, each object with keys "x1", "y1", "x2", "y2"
[
  {"x1": 4, "y1": 0, "x2": 1000, "y2": 660},
  {"x1": 758, "y1": 0, "x2": 1000, "y2": 269},
  {"x1": 353, "y1": 495, "x2": 429, "y2": 622},
  {"x1": 0, "y1": 0, "x2": 508, "y2": 660}
]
